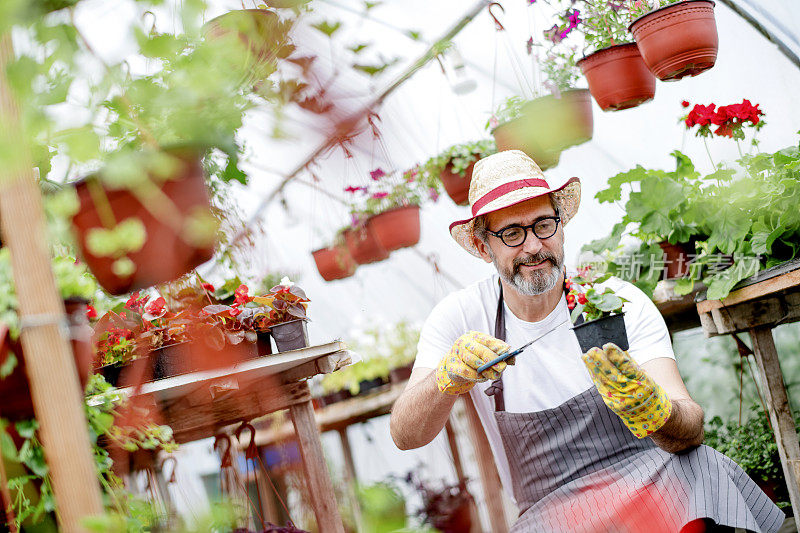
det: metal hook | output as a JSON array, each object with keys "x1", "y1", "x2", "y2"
[
  {"x1": 142, "y1": 10, "x2": 157, "y2": 35},
  {"x1": 234, "y1": 421, "x2": 259, "y2": 460},
  {"x1": 488, "y1": 2, "x2": 506, "y2": 31},
  {"x1": 160, "y1": 456, "x2": 177, "y2": 483},
  {"x1": 213, "y1": 433, "x2": 233, "y2": 468}
]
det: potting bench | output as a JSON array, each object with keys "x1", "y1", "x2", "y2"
[
  {"x1": 250, "y1": 380, "x2": 512, "y2": 533},
  {"x1": 116, "y1": 341, "x2": 352, "y2": 533},
  {"x1": 695, "y1": 258, "x2": 800, "y2": 531}
]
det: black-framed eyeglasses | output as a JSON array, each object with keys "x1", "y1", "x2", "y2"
[{"x1": 486, "y1": 210, "x2": 561, "y2": 247}]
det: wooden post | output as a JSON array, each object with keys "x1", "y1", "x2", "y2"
[
  {"x1": 461, "y1": 395, "x2": 509, "y2": 533},
  {"x1": 445, "y1": 419, "x2": 466, "y2": 482},
  {"x1": 0, "y1": 35, "x2": 103, "y2": 532},
  {"x1": 289, "y1": 384, "x2": 345, "y2": 533},
  {"x1": 337, "y1": 428, "x2": 364, "y2": 533},
  {"x1": 749, "y1": 326, "x2": 800, "y2": 532}
]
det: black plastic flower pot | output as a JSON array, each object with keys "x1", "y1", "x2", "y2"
[
  {"x1": 256, "y1": 332, "x2": 273, "y2": 356},
  {"x1": 152, "y1": 342, "x2": 193, "y2": 380},
  {"x1": 271, "y1": 319, "x2": 309, "y2": 352},
  {"x1": 571, "y1": 313, "x2": 629, "y2": 352},
  {"x1": 358, "y1": 377, "x2": 385, "y2": 395},
  {"x1": 98, "y1": 362, "x2": 126, "y2": 388}
]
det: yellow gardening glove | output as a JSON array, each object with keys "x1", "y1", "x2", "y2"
[
  {"x1": 435, "y1": 331, "x2": 512, "y2": 395},
  {"x1": 581, "y1": 343, "x2": 673, "y2": 439}
]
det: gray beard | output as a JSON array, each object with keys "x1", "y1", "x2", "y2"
[{"x1": 489, "y1": 249, "x2": 564, "y2": 296}]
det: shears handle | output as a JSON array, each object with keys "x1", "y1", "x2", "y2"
[{"x1": 476, "y1": 349, "x2": 515, "y2": 374}]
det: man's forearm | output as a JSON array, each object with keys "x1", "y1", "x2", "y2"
[
  {"x1": 649, "y1": 398, "x2": 705, "y2": 453},
  {"x1": 390, "y1": 371, "x2": 458, "y2": 450}
]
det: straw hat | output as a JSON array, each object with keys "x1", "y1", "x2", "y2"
[{"x1": 449, "y1": 150, "x2": 581, "y2": 257}]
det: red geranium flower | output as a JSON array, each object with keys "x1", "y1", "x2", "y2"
[
  {"x1": 681, "y1": 100, "x2": 690, "y2": 108},
  {"x1": 85, "y1": 305, "x2": 97, "y2": 320}
]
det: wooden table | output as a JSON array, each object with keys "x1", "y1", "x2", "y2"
[
  {"x1": 695, "y1": 259, "x2": 800, "y2": 531},
  {"x1": 118, "y1": 341, "x2": 352, "y2": 533}
]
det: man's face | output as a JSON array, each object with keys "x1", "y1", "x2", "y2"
[{"x1": 475, "y1": 196, "x2": 565, "y2": 296}]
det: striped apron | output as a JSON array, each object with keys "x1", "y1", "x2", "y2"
[{"x1": 486, "y1": 284, "x2": 785, "y2": 532}]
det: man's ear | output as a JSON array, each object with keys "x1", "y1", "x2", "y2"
[{"x1": 473, "y1": 236, "x2": 494, "y2": 264}]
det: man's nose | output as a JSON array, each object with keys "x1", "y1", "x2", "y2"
[{"x1": 521, "y1": 229, "x2": 544, "y2": 255}]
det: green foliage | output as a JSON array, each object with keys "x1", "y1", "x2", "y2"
[
  {"x1": 705, "y1": 405, "x2": 792, "y2": 508},
  {"x1": 358, "y1": 482, "x2": 407, "y2": 532},
  {"x1": 489, "y1": 95, "x2": 528, "y2": 128},
  {"x1": 420, "y1": 139, "x2": 497, "y2": 191}
]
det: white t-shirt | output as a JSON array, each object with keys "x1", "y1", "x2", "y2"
[{"x1": 413, "y1": 272, "x2": 675, "y2": 501}]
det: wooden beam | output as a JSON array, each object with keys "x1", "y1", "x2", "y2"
[
  {"x1": 161, "y1": 381, "x2": 310, "y2": 444},
  {"x1": 748, "y1": 327, "x2": 800, "y2": 532},
  {"x1": 0, "y1": 34, "x2": 104, "y2": 531},
  {"x1": 461, "y1": 395, "x2": 508, "y2": 533},
  {"x1": 337, "y1": 428, "x2": 364, "y2": 533},
  {"x1": 445, "y1": 419, "x2": 465, "y2": 482},
  {"x1": 289, "y1": 383, "x2": 345, "y2": 533}
]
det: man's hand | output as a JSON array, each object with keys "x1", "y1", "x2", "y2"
[
  {"x1": 581, "y1": 343, "x2": 672, "y2": 438},
  {"x1": 435, "y1": 331, "x2": 511, "y2": 395}
]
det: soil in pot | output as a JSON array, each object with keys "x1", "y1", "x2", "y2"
[
  {"x1": 572, "y1": 313, "x2": 629, "y2": 353},
  {"x1": 439, "y1": 161, "x2": 475, "y2": 206},
  {"x1": 630, "y1": 0, "x2": 718, "y2": 81},
  {"x1": 312, "y1": 245, "x2": 356, "y2": 281},
  {"x1": 71, "y1": 152, "x2": 216, "y2": 295},
  {"x1": 344, "y1": 225, "x2": 389, "y2": 265},
  {"x1": 271, "y1": 319, "x2": 309, "y2": 352},
  {"x1": 368, "y1": 205, "x2": 421, "y2": 251},
  {"x1": 578, "y1": 43, "x2": 656, "y2": 111}
]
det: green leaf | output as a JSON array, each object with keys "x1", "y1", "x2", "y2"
[
  {"x1": 55, "y1": 125, "x2": 101, "y2": 163},
  {"x1": 312, "y1": 20, "x2": 341, "y2": 37},
  {"x1": 0, "y1": 351, "x2": 16, "y2": 378},
  {"x1": 595, "y1": 165, "x2": 647, "y2": 204},
  {"x1": 673, "y1": 277, "x2": 695, "y2": 296},
  {"x1": 405, "y1": 30, "x2": 422, "y2": 41},
  {"x1": 15, "y1": 419, "x2": 38, "y2": 439},
  {"x1": 595, "y1": 293, "x2": 623, "y2": 312},
  {"x1": 348, "y1": 43, "x2": 370, "y2": 54}
]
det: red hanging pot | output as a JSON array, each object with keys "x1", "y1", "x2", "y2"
[
  {"x1": 312, "y1": 245, "x2": 357, "y2": 281},
  {"x1": 578, "y1": 43, "x2": 656, "y2": 111},
  {"x1": 367, "y1": 205, "x2": 421, "y2": 251},
  {"x1": 71, "y1": 152, "x2": 216, "y2": 295},
  {"x1": 439, "y1": 160, "x2": 475, "y2": 206},
  {"x1": 629, "y1": 0, "x2": 718, "y2": 81},
  {"x1": 344, "y1": 225, "x2": 389, "y2": 265}
]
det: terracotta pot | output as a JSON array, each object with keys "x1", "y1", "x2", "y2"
[
  {"x1": 312, "y1": 245, "x2": 357, "y2": 281},
  {"x1": 658, "y1": 240, "x2": 695, "y2": 279},
  {"x1": 492, "y1": 89, "x2": 593, "y2": 169},
  {"x1": 439, "y1": 161, "x2": 475, "y2": 206},
  {"x1": 270, "y1": 319, "x2": 309, "y2": 352},
  {"x1": 344, "y1": 225, "x2": 389, "y2": 265},
  {"x1": 578, "y1": 43, "x2": 656, "y2": 111},
  {"x1": 630, "y1": 0, "x2": 718, "y2": 81},
  {"x1": 368, "y1": 205, "x2": 421, "y2": 251},
  {"x1": 0, "y1": 300, "x2": 94, "y2": 421},
  {"x1": 71, "y1": 152, "x2": 216, "y2": 295}
]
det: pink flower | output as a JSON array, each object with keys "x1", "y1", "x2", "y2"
[
  {"x1": 371, "y1": 192, "x2": 389, "y2": 199},
  {"x1": 344, "y1": 186, "x2": 367, "y2": 194},
  {"x1": 144, "y1": 297, "x2": 166, "y2": 316},
  {"x1": 428, "y1": 188, "x2": 440, "y2": 202},
  {"x1": 369, "y1": 168, "x2": 386, "y2": 181}
]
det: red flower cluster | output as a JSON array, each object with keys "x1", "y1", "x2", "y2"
[
  {"x1": 144, "y1": 297, "x2": 166, "y2": 316},
  {"x1": 233, "y1": 284, "x2": 253, "y2": 306},
  {"x1": 684, "y1": 99, "x2": 764, "y2": 139},
  {"x1": 125, "y1": 291, "x2": 150, "y2": 313}
]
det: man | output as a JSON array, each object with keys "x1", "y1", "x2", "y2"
[{"x1": 390, "y1": 150, "x2": 784, "y2": 532}]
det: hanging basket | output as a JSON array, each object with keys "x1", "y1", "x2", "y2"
[
  {"x1": 439, "y1": 160, "x2": 476, "y2": 206},
  {"x1": 571, "y1": 313, "x2": 629, "y2": 353},
  {"x1": 312, "y1": 245, "x2": 357, "y2": 281},
  {"x1": 492, "y1": 89, "x2": 593, "y2": 169},
  {"x1": 578, "y1": 43, "x2": 656, "y2": 111},
  {"x1": 344, "y1": 225, "x2": 389, "y2": 265},
  {"x1": 368, "y1": 205, "x2": 421, "y2": 251},
  {"x1": 71, "y1": 152, "x2": 216, "y2": 295},
  {"x1": 629, "y1": 0, "x2": 718, "y2": 81}
]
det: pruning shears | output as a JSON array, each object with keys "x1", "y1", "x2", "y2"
[{"x1": 476, "y1": 317, "x2": 570, "y2": 374}]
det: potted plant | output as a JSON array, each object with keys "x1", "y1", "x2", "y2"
[
  {"x1": 567, "y1": 266, "x2": 630, "y2": 352},
  {"x1": 362, "y1": 169, "x2": 425, "y2": 251},
  {"x1": 554, "y1": 1, "x2": 656, "y2": 111},
  {"x1": 403, "y1": 471, "x2": 475, "y2": 533},
  {"x1": 422, "y1": 139, "x2": 497, "y2": 206},
  {"x1": 251, "y1": 280, "x2": 311, "y2": 352},
  {"x1": 311, "y1": 239, "x2": 357, "y2": 282},
  {"x1": 705, "y1": 405, "x2": 792, "y2": 508},
  {"x1": 343, "y1": 216, "x2": 390, "y2": 265},
  {"x1": 629, "y1": 0, "x2": 718, "y2": 81}
]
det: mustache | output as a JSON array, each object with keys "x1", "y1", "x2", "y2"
[{"x1": 512, "y1": 252, "x2": 558, "y2": 271}]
